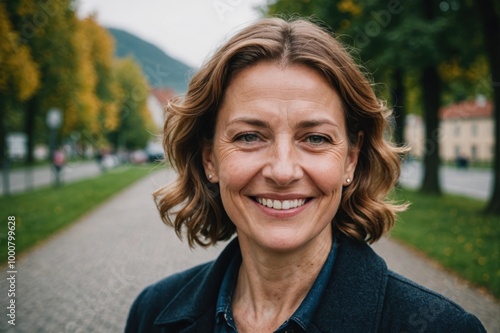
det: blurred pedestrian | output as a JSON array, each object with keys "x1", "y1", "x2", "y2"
[
  {"x1": 53, "y1": 146, "x2": 66, "y2": 186},
  {"x1": 95, "y1": 149, "x2": 105, "y2": 172}
]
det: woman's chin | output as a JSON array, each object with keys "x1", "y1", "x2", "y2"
[{"x1": 242, "y1": 230, "x2": 314, "y2": 254}]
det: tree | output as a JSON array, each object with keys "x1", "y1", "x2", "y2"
[
  {"x1": 476, "y1": 0, "x2": 500, "y2": 215},
  {"x1": 5, "y1": 0, "x2": 82, "y2": 164},
  {"x1": 417, "y1": 0, "x2": 442, "y2": 194},
  {"x1": 85, "y1": 17, "x2": 120, "y2": 134},
  {"x1": 5, "y1": 2, "x2": 123, "y2": 163},
  {"x1": 0, "y1": 2, "x2": 40, "y2": 166},
  {"x1": 108, "y1": 58, "x2": 153, "y2": 150},
  {"x1": 74, "y1": 16, "x2": 119, "y2": 142},
  {"x1": 65, "y1": 15, "x2": 100, "y2": 137}
]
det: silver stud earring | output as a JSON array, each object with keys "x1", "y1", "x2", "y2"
[
  {"x1": 346, "y1": 178, "x2": 351, "y2": 184},
  {"x1": 208, "y1": 174, "x2": 213, "y2": 180}
]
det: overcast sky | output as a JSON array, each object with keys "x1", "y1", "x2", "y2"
[{"x1": 76, "y1": 0, "x2": 269, "y2": 68}]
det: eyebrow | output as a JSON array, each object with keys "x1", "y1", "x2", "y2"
[
  {"x1": 227, "y1": 117, "x2": 271, "y2": 128},
  {"x1": 296, "y1": 119, "x2": 340, "y2": 129}
]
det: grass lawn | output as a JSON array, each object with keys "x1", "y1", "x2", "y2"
[
  {"x1": 0, "y1": 164, "x2": 155, "y2": 262},
  {"x1": 391, "y1": 187, "x2": 500, "y2": 299}
]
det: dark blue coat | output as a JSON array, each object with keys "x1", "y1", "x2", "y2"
[{"x1": 125, "y1": 237, "x2": 485, "y2": 332}]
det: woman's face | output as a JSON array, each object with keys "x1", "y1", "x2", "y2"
[{"x1": 203, "y1": 62, "x2": 361, "y2": 253}]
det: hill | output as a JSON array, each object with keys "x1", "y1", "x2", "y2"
[{"x1": 107, "y1": 27, "x2": 192, "y2": 92}]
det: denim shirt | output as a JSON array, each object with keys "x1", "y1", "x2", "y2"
[{"x1": 214, "y1": 238, "x2": 339, "y2": 333}]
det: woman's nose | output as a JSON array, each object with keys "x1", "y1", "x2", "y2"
[{"x1": 261, "y1": 137, "x2": 303, "y2": 186}]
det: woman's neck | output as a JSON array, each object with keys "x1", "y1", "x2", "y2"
[{"x1": 232, "y1": 232, "x2": 332, "y2": 332}]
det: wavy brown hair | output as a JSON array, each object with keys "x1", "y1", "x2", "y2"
[{"x1": 154, "y1": 17, "x2": 407, "y2": 247}]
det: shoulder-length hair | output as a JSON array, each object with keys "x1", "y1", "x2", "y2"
[{"x1": 154, "y1": 17, "x2": 407, "y2": 247}]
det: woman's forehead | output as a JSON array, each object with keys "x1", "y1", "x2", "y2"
[
  {"x1": 224, "y1": 62, "x2": 339, "y2": 104},
  {"x1": 216, "y1": 62, "x2": 346, "y2": 130}
]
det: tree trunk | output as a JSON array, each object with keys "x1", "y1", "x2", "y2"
[
  {"x1": 419, "y1": 0, "x2": 442, "y2": 194},
  {"x1": 420, "y1": 66, "x2": 442, "y2": 194},
  {"x1": 0, "y1": 96, "x2": 6, "y2": 165},
  {"x1": 392, "y1": 68, "x2": 405, "y2": 147},
  {"x1": 476, "y1": 0, "x2": 500, "y2": 215},
  {"x1": 25, "y1": 95, "x2": 38, "y2": 165},
  {"x1": 0, "y1": 96, "x2": 9, "y2": 196}
]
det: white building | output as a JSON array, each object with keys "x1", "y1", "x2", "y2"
[
  {"x1": 405, "y1": 97, "x2": 494, "y2": 163},
  {"x1": 147, "y1": 88, "x2": 175, "y2": 130}
]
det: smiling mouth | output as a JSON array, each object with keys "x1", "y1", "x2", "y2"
[{"x1": 255, "y1": 197, "x2": 307, "y2": 210}]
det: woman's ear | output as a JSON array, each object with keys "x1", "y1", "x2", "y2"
[
  {"x1": 202, "y1": 144, "x2": 219, "y2": 183},
  {"x1": 344, "y1": 131, "x2": 363, "y2": 184}
]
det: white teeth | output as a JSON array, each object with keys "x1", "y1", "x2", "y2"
[
  {"x1": 282, "y1": 201, "x2": 290, "y2": 210},
  {"x1": 256, "y1": 197, "x2": 306, "y2": 210}
]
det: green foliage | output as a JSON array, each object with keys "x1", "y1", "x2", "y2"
[
  {"x1": 0, "y1": 2, "x2": 40, "y2": 101},
  {"x1": 66, "y1": 17, "x2": 119, "y2": 138},
  {"x1": 109, "y1": 58, "x2": 154, "y2": 150},
  {"x1": 0, "y1": 165, "x2": 153, "y2": 261},
  {"x1": 18, "y1": 0, "x2": 81, "y2": 124},
  {"x1": 108, "y1": 28, "x2": 192, "y2": 93},
  {"x1": 4, "y1": 0, "x2": 86, "y2": 163},
  {"x1": 86, "y1": 19, "x2": 120, "y2": 133},
  {"x1": 391, "y1": 188, "x2": 500, "y2": 299},
  {"x1": 265, "y1": 0, "x2": 487, "y2": 104},
  {"x1": 0, "y1": 1, "x2": 41, "y2": 164},
  {"x1": 1, "y1": 1, "x2": 161, "y2": 161}
]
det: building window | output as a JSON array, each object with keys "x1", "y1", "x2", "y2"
[
  {"x1": 471, "y1": 123, "x2": 477, "y2": 137},
  {"x1": 471, "y1": 145, "x2": 477, "y2": 160},
  {"x1": 454, "y1": 124, "x2": 460, "y2": 137}
]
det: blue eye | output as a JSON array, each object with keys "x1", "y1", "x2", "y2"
[
  {"x1": 236, "y1": 133, "x2": 259, "y2": 142},
  {"x1": 306, "y1": 135, "x2": 328, "y2": 145}
]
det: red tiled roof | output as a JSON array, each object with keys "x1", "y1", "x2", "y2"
[
  {"x1": 440, "y1": 99, "x2": 493, "y2": 120},
  {"x1": 150, "y1": 88, "x2": 175, "y2": 106}
]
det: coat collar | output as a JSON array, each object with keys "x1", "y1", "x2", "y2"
[
  {"x1": 153, "y1": 238, "x2": 240, "y2": 331},
  {"x1": 311, "y1": 237, "x2": 388, "y2": 332},
  {"x1": 153, "y1": 237, "x2": 388, "y2": 332}
]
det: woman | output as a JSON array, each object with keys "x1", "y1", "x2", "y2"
[{"x1": 125, "y1": 18, "x2": 485, "y2": 332}]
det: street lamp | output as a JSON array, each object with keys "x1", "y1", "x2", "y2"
[
  {"x1": 46, "y1": 108, "x2": 62, "y2": 130},
  {"x1": 46, "y1": 108, "x2": 62, "y2": 186}
]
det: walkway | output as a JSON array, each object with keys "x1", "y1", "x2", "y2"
[
  {"x1": 0, "y1": 168, "x2": 498, "y2": 332},
  {"x1": 400, "y1": 161, "x2": 493, "y2": 200},
  {"x1": 0, "y1": 160, "x2": 102, "y2": 196}
]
